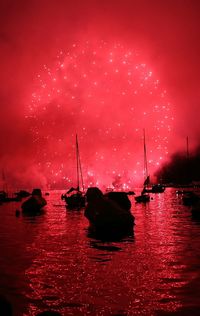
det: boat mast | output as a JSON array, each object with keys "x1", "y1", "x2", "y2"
[
  {"x1": 143, "y1": 128, "x2": 148, "y2": 182},
  {"x1": 186, "y1": 136, "x2": 190, "y2": 184},
  {"x1": 76, "y1": 134, "x2": 80, "y2": 191},
  {"x1": 2, "y1": 168, "x2": 8, "y2": 192},
  {"x1": 186, "y1": 136, "x2": 189, "y2": 160},
  {"x1": 76, "y1": 134, "x2": 85, "y2": 192}
]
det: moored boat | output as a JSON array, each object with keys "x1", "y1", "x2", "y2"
[
  {"x1": 62, "y1": 134, "x2": 85, "y2": 209},
  {"x1": 21, "y1": 188, "x2": 47, "y2": 215},
  {"x1": 61, "y1": 187, "x2": 85, "y2": 209},
  {"x1": 0, "y1": 191, "x2": 21, "y2": 202},
  {"x1": 15, "y1": 190, "x2": 31, "y2": 198},
  {"x1": 134, "y1": 129, "x2": 151, "y2": 203},
  {"x1": 135, "y1": 193, "x2": 150, "y2": 203},
  {"x1": 144, "y1": 184, "x2": 165, "y2": 193}
]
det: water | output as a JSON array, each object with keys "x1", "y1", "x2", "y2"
[{"x1": 0, "y1": 189, "x2": 200, "y2": 316}]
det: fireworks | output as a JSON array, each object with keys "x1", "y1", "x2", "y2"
[{"x1": 27, "y1": 41, "x2": 174, "y2": 189}]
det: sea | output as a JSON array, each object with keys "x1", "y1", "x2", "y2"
[{"x1": 0, "y1": 188, "x2": 200, "y2": 316}]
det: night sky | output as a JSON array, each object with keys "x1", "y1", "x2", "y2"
[{"x1": 1, "y1": 0, "x2": 200, "y2": 189}]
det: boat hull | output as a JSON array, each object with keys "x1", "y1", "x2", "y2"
[
  {"x1": 135, "y1": 194, "x2": 150, "y2": 203},
  {"x1": 21, "y1": 196, "x2": 47, "y2": 215},
  {"x1": 144, "y1": 184, "x2": 165, "y2": 193},
  {"x1": 62, "y1": 192, "x2": 85, "y2": 209}
]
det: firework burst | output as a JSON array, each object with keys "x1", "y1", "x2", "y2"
[{"x1": 26, "y1": 41, "x2": 174, "y2": 189}]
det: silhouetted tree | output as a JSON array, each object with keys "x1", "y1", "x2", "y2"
[{"x1": 155, "y1": 146, "x2": 200, "y2": 184}]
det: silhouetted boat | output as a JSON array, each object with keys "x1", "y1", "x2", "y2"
[
  {"x1": 135, "y1": 193, "x2": 150, "y2": 203},
  {"x1": 21, "y1": 189, "x2": 47, "y2": 215},
  {"x1": 85, "y1": 187, "x2": 134, "y2": 239},
  {"x1": 0, "y1": 191, "x2": 10, "y2": 202},
  {"x1": 15, "y1": 190, "x2": 31, "y2": 198},
  {"x1": 0, "y1": 170, "x2": 22, "y2": 202},
  {"x1": 61, "y1": 187, "x2": 85, "y2": 209},
  {"x1": 176, "y1": 189, "x2": 192, "y2": 195},
  {"x1": 61, "y1": 134, "x2": 85, "y2": 209},
  {"x1": 144, "y1": 183, "x2": 165, "y2": 193},
  {"x1": 135, "y1": 129, "x2": 150, "y2": 203},
  {"x1": 0, "y1": 191, "x2": 21, "y2": 202},
  {"x1": 126, "y1": 190, "x2": 135, "y2": 195}
]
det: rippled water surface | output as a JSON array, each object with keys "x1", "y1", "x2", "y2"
[{"x1": 1, "y1": 189, "x2": 200, "y2": 316}]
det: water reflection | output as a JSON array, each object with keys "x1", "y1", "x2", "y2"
[
  {"x1": 86, "y1": 226, "x2": 134, "y2": 243},
  {"x1": 88, "y1": 240, "x2": 122, "y2": 264},
  {"x1": 89, "y1": 240, "x2": 122, "y2": 252},
  {"x1": 1, "y1": 189, "x2": 200, "y2": 315}
]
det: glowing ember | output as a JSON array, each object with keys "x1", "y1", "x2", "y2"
[{"x1": 26, "y1": 41, "x2": 174, "y2": 189}]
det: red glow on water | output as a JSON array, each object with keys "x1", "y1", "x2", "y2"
[{"x1": 26, "y1": 41, "x2": 174, "y2": 189}]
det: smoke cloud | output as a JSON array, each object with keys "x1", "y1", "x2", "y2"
[{"x1": 1, "y1": 0, "x2": 200, "y2": 189}]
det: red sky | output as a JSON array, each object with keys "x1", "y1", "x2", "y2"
[{"x1": 0, "y1": 0, "x2": 200, "y2": 189}]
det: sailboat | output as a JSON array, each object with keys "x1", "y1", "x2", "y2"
[
  {"x1": 61, "y1": 134, "x2": 85, "y2": 209},
  {"x1": 0, "y1": 169, "x2": 21, "y2": 202},
  {"x1": 135, "y1": 129, "x2": 150, "y2": 203}
]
